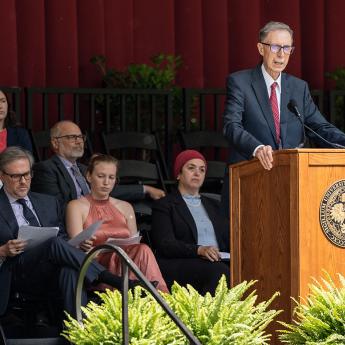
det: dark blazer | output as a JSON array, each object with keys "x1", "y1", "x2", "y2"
[
  {"x1": 31, "y1": 155, "x2": 145, "y2": 210},
  {"x1": 0, "y1": 189, "x2": 64, "y2": 315},
  {"x1": 151, "y1": 190, "x2": 229, "y2": 258},
  {"x1": 6, "y1": 126, "x2": 33, "y2": 153},
  {"x1": 223, "y1": 65, "x2": 345, "y2": 164}
]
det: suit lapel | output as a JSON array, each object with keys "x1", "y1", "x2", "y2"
[
  {"x1": 0, "y1": 188, "x2": 19, "y2": 238},
  {"x1": 173, "y1": 191, "x2": 198, "y2": 243},
  {"x1": 251, "y1": 66, "x2": 277, "y2": 145},
  {"x1": 52, "y1": 155, "x2": 78, "y2": 200},
  {"x1": 280, "y1": 73, "x2": 291, "y2": 148}
]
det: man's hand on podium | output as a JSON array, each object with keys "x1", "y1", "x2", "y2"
[{"x1": 255, "y1": 145, "x2": 274, "y2": 170}]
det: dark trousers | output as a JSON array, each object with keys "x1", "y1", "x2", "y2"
[
  {"x1": 11, "y1": 237, "x2": 104, "y2": 317},
  {"x1": 157, "y1": 257, "x2": 230, "y2": 295}
]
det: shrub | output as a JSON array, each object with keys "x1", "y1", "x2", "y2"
[
  {"x1": 62, "y1": 276, "x2": 280, "y2": 345},
  {"x1": 278, "y1": 273, "x2": 345, "y2": 344}
]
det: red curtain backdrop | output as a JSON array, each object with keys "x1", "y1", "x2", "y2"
[{"x1": 0, "y1": 0, "x2": 344, "y2": 90}]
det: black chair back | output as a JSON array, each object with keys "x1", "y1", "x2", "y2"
[{"x1": 102, "y1": 131, "x2": 170, "y2": 180}]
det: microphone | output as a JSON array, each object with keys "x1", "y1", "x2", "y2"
[
  {"x1": 287, "y1": 99, "x2": 306, "y2": 148},
  {"x1": 288, "y1": 99, "x2": 345, "y2": 149}
]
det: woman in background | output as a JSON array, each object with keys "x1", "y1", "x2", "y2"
[
  {"x1": 0, "y1": 89, "x2": 32, "y2": 153},
  {"x1": 151, "y1": 150, "x2": 230, "y2": 294},
  {"x1": 66, "y1": 154, "x2": 168, "y2": 292}
]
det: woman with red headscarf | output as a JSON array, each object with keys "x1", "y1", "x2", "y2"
[{"x1": 151, "y1": 150, "x2": 230, "y2": 294}]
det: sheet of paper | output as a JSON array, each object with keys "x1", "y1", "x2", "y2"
[
  {"x1": 68, "y1": 220, "x2": 103, "y2": 247},
  {"x1": 219, "y1": 251, "x2": 230, "y2": 260},
  {"x1": 18, "y1": 226, "x2": 59, "y2": 250},
  {"x1": 106, "y1": 234, "x2": 142, "y2": 246}
]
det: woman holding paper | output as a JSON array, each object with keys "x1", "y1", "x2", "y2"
[
  {"x1": 65, "y1": 154, "x2": 168, "y2": 292},
  {"x1": 151, "y1": 150, "x2": 230, "y2": 294}
]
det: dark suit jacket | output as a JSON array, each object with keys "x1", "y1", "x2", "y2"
[
  {"x1": 0, "y1": 189, "x2": 64, "y2": 315},
  {"x1": 151, "y1": 190, "x2": 229, "y2": 258},
  {"x1": 223, "y1": 65, "x2": 345, "y2": 164},
  {"x1": 6, "y1": 126, "x2": 33, "y2": 153},
  {"x1": 31, "y1": 155, "x2": 145, "y2": 210}
]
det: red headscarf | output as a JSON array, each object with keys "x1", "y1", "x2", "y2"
[{"x1": 173, "y1": 150, "x2": 207, "y2": 178}]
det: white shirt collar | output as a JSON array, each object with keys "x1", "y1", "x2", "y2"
[
  {"x1": 4, "y1": 188, "x2": 30, "y2": 204},
  {"x1": 57, "y1": 155, "x2": 75, "y2": 169},
  {"x1": 261, "y1": 64, "x2": 282, "y2": 93}
]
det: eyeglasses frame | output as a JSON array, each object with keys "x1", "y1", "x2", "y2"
[{"x1": 260, "y1": 42, "x2": 295, "y2": 55}]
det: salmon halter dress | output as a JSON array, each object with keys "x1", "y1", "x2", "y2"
[{"x1": 83, "y1": 195, "x2": 168, "y2": 292}]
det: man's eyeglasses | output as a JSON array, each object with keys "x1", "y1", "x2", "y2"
[
  {"x1": 261, "y1": 42, "x2": 295, "y2": 55},
  {"x1": 2, "y1": 171, "x2": 33, "y2": 182},
  {"x1": 54, "y1": 134, "x2": 86, "y2": 142}
]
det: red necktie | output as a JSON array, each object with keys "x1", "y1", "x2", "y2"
[{"x1": 270, "y1": 82, "x2": 280, "y2": 144}]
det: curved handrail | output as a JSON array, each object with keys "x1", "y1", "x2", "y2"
[{"x1": 75, "y1": 243, "x2": 201, "y2": 345}]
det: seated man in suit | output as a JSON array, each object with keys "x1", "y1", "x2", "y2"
[
  {"x1": 31, "y1": 120, "x2": 165, "y2": 210},
  {"x1": 0, "y1": 146, "x2": 137, "y2": 318}
]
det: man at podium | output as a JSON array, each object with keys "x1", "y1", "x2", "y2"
[{"x1": 221, "y1": 20, "x2": 345, "y2": 217}]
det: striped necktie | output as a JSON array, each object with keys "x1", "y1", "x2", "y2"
[
  {"x1": 71, "y1": 165, "x2": 90, "y2": 196},
  {"x1": 17, "y1": 199, "x2": 40, "y2": 227}
]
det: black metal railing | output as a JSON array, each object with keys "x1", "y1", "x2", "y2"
[
  {"x1": 25, "y1": 87, "x2": 173, "y2": 168},
  {"x1": 75, "y1": 244, "x2": 201, "y2": 345},
  {"x1": 2, "y1": 86, "x2": 345, "y2": 161},
  {"x1": 182, "y1": 88, "x2": 226, "y2": 131}
]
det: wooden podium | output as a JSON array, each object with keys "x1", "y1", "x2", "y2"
[{"x1": 230, "y1": 149, "x2": 345, "y2": 342}]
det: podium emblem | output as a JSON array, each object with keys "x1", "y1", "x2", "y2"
[{"x1": 320, "y1": 180, "x2": 345, "y2": 248}]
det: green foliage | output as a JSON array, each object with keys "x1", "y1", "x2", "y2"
[
  {"x1": 62, "y1": 288, "x2": 183, "y2": 345},
  {"x1": 90, "y1": 53, "x2": 182, "y2": 90},
  {"x1": 278, "y1": 273, "x2": 345, "y2": 344},
  {"x1": 62, "y1": 276, "x2": 281, "y2": 345},
  {"x1": 326, "y1": 68, "x2": 345, "y2": 90},
  {"x1": 165, "y1": 276, "x2": 281, "y2": 345},
  {"x1": 326, "y1": 68, "x2": 345, "y2": 131},
  {"x1": 90, "y1": 53, "x2": 183, "y2": 132}
]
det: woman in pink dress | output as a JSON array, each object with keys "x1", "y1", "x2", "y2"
[{"x1": 66, "y1": 154, "x2": 168, "y2": 292}]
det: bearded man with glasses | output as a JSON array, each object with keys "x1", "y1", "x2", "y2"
[
  {"x1": 31, "y1": 120, "x2": 165, "y2": 211},
  {"x1": 221, "y1": 21, "x2": 345, "y2": 218}
]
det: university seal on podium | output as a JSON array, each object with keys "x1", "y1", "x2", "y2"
[{"x1": 320, "y1": 180, "x2": 345, "y2": 248}]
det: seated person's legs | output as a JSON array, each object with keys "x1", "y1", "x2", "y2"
[
  {"x1": 157, "y1": 257, "x2": 230, "y2": 295},
  {"x1": 10, "y1": 237, "x2": 128, "y2": 317}
]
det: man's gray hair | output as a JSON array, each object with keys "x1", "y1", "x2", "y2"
[
  {"x1": 259, "y1": 21, "x2": 293, "y2": 42},
  {"x1": 50, "y1": 120, "x2": 77, "y2": 138},
  {"x1": 0, "y1": 146, "x2": 35, "y2": 171}
]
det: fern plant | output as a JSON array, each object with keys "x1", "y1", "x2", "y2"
[
  {"x1": 278, "y1": 273, "x2": 345, "y2": 344},
  {"x1": 62, "y1": 287, "x2": 183, "y2": 345},
  {"x1": 164, "y1": 276, "x2": 281, "y2": 345},
  {"x1": 62, "y1": 276, "x2": 280, "y2": 345}
]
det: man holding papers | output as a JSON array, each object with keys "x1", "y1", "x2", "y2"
[{"x1": 0, "y1": 147, "x2": 137, "y2": 317}]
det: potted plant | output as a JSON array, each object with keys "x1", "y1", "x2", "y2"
[
  {"x1": 278, "y1": 273, "x2": 345, "y2": 344},
  {"x1": 62, "y1": 276, "x2": 281, "y2": 344},
  {"x1": 90, "y1": 53, "x2": 183, "y2": 133}
]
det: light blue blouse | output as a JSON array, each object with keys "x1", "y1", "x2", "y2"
[{"x1": 182, "y1": 194, "x2": 218, "y2": 248}]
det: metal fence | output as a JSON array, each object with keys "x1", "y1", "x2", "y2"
[{"x1": 1, "y1": 86, "x2": 345, "y2": 166}]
